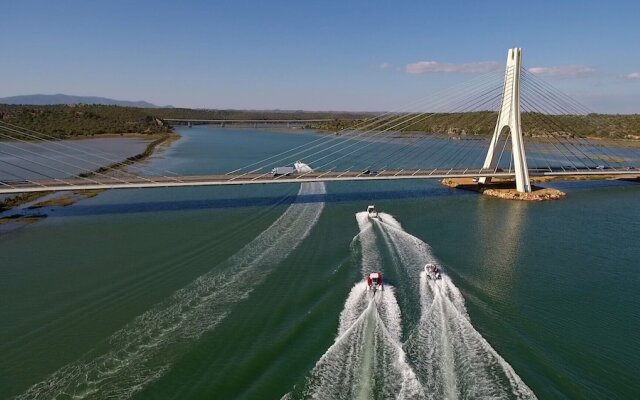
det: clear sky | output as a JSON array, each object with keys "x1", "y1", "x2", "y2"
[{"x1": 1, "y1": 0, "x2": 639, "y2": 113}]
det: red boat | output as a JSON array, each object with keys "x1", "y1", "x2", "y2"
[{"x1": 366, "y1": 272, "x2": 384, "y2": 292}]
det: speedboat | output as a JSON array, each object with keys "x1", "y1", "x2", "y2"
[
  {"x1": 425, "y1": 263, "x2": 441, "y2": 280},
  {"x1": 294, "y1": 160, "x2": 311, "y2": 173},
  {"x1": 367, "y1": 205, "x2": 379, "y2": 219},
  {"x1": 366, "y1": 272, "x2": 384, "y2": 292}
]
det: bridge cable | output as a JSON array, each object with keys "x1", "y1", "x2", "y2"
[
  {"x1": 376, "y1": 91, "x2": 504, "y2": 174},
  {"x1": 322, "y1": 87, "x2": 502, "y2": 174},
  {"x1": 363, "y1": 85, "x2": 504, "y2": 172},
  {"x1": 519, "y1": 101, "x2": 585, "y2": 170},
  {"x1": 521, "y1": 71, "x2": 628, "y2": 167},
  {"x1": 0, "y1": 127, "x2": 151, "y2": 186},
  {"x1": 0, "y1": 148, "x2": 93, "y2": 187},
  {"x1": 521, "y1": 70, "x2": 619, "y2": 164},
  {"x1": 287, "y1": 74, "x2": 505, "y2": 178},
  {"x1": 0, "y1": 124, "x2": 163, "y2": 184},
  {"x1": 380, "y1": 87, "x2": 501, "y2": 172},
  {"x1": 227, "y1": 70, "x2": 503, "y2": 178},
  {"x1": 225, "y1": 69, "x2": 503, "y2": 175},
  {"x1": 0, "y1": 121, "x2": 184, "y2": 183},
  {"x1": 0, "y1": 160, "x2": 51, "y2": 187},
  {"x1": 519, "y1": 92, "x2": 606, "y2": 169},
  {"x1": 520, "y1": 77, "x2": 608, "y2": 166},
  {"x1": 0, "y1": 130, "x2": 136, "y2": 186},
  {"x1": 248, "y1": 74, "x2": 503, "y2": 182},
  {"x1": 255, "y1": 71, "x2": 504, "y2": 180}
]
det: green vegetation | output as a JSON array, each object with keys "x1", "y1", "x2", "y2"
[
  {"x1": 147, "y1": 107, "x2": 372, "y2": 122},
  {"x1": 0, "y1": 214, "x2": 46, "y2": 225},
  {"x1": 0, "y1": 104, "x2": 638, "y2": 141},
  {"x1": 0, "y1": 192, "x2": 51, "y2": 212},
  {"x1": 28, "y1": 195, "x2": 77, "y2": 209},
  {"x1": 305, "y1": 112, "x2": 640, "y2": 140},
  {"x1": 0, "y1": 104, "x2": 171, "y2": 139},
  {"x1": 150, "y1": 107, "x2": 640, "y2": 140},
  {"x1": 78, "y1": 133, "x2": 174, "y2": 178}
]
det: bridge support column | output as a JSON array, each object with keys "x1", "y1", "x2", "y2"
[{"x1": 479, "y1": 48, "x2": 531, "y2": 193}]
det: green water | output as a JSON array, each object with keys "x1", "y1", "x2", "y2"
[{"x1": 1, "y1": 127, "x2": 638, "y2": 399}]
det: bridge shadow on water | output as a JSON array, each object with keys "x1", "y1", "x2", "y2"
[
  {"x1": 35, "y1": 179, "x2": 639, "y2": 218},
  {"x1": 51, "y1": 186, "x2": 474, "y2": 218}
]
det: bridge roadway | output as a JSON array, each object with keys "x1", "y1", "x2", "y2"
[
  {"x1": 0, "y1": 168, "x2": 638, "y2": 194},
  {"x1": 163, "y1": 118, "x2": 334, "y2": 123}
]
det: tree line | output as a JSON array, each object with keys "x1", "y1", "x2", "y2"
[{"x1": 1, "y1": 104, "x2": 638, "y2": 140}]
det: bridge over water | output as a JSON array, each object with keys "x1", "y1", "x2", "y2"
[
  {"x1": 1, "y1": 169, "x2": 638, "y2": 195},
  {"x1": 1, "y1": 48, "x2": 639, "y2": 195}
]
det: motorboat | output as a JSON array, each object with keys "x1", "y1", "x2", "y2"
[
  {"x1": 367, "y1": 205, "x2": 379, "y2": 219},
  {"x1": 425, "y1": 263, "x2": 441, "y2": 280},
  {"x1": 294, "y1": 160, "x2": 311, "y2": 173},
  {"x1": 366, "y1": 272, "x2": 384, "y2": 292}
]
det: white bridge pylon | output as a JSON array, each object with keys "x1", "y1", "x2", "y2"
[{"x1": 479, "y1": 48, "x2": 531, "y2": 192}]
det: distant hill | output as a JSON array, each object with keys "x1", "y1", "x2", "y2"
[{"x1": 0, "y1": 94, "x2": 166, "y2": 108}]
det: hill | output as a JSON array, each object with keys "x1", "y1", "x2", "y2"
[
  {"x1": 0, "y1": 94, "x2": 163, "y2": 108},
  {"x1": 0, "y1": 104, "x2": 171, "y2": 138},
  {"x1": 1, "y1": 104, "x2": 638, "y2": 141}
]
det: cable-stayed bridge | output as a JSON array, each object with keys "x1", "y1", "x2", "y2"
[{"x1": 1, "y1": 48, "x2": 639, "y2": 196}]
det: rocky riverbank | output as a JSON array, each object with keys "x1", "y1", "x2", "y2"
[{"x1": 442, "y1": 178, "x2": 566, "y2": 201}]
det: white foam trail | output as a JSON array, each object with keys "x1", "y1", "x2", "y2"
[
  {"x1": 285, "y1": 210, "x2": 423, "y2": 399},
  {"x1": 298, "y1": 284, "x2": 424, "y2": 400},
  {"x1": 373, "y1": 214, "x2": 536, "y2": 399},
  {"x1": 355, "y1": 211, "x2": 381, "y2": 275},
  {"x1": 17, "y1": 166, "x2": 325, "y2": 400},
  {"x1": 406, "y1": 271, "x2": 536, "y2": 399},
  {"x1": 377, "y1": 212, "x2": 402, "y2": 230}
]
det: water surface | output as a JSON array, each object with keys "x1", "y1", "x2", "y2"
[{"x1": 1, "y1": 126, "x2": 638, "y2": 399}]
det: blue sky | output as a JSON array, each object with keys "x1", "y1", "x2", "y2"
[{"x1": 1, "y1": 0, "x2": 639, "y2": 113}]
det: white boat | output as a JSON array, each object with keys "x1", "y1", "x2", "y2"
[
  {"x1": 367, "y1": 205, "x2": 379, "y2": 219},
  {"x1": 294, "y1": 160, "x2": 312, "y2": 173},
  {"x1": 425, "y1": 263, "x2": 441, "y2": 280}
]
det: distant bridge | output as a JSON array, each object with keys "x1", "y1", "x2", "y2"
[{"x1": 163, "y1": 118, "x2": 334, "y2": 124}]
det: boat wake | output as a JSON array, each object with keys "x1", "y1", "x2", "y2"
[
  {"x1": 294, "y1": 283, "x2": 424, "y2": 400},
  {"x1": 287, "y1": 211, "x2": 424, "y2": 400},
  {"x1": 404, "y1": 271, "x2": 536, "y2": 399},
  {"x1": 372, "y1": 213, "x2": 536, "y2": 399},
  {"x1": 17, "y1": 163, "x2": 325, "y2": 400},
  {"x1": 286, "y1": 208, "x2": 535, "y2": 399}
]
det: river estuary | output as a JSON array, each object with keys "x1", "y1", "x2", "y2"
[{"x1": 1, "y1": 126, "x2": 638, "y2": 399}]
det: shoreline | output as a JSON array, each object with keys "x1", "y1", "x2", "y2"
[
  {"x1": 0, "y1": 132, "x2": 180, "y2": 229},
  {"x1": 442, "y1": 178, "x2": 567, "y2": 201},
  {"x1": 178, "y1": 124, "x2": 640, "y2": 148},
  {"x1": 442, "y1": 173, "x2": 640, "y2": 201},
  {"x1": 309, "y1": 127, "x2": 640, "y2": 147}
]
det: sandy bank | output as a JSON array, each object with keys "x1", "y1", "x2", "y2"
[{"x1": 442, "y1": 178, "x2": 566, "y2": 201}]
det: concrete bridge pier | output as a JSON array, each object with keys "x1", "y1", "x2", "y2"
[{"x1": 479, "y1": 48, "x2": 531, "y2": 193}]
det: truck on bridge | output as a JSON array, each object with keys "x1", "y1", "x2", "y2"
[{"x1": 271, "y1": 166, "x2": 297, "y2": 176}]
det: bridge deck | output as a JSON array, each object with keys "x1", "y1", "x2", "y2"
[{"x1": 0, "y1": 169, "x2": 638, "y2": 194}]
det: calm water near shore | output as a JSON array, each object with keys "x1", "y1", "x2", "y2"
[
  {"x1": 0, "y1": 137, "x2": 154, "y2": 181},
  {"x1": 1, "y1": 126, "x2": 638, "y2": 399}
]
